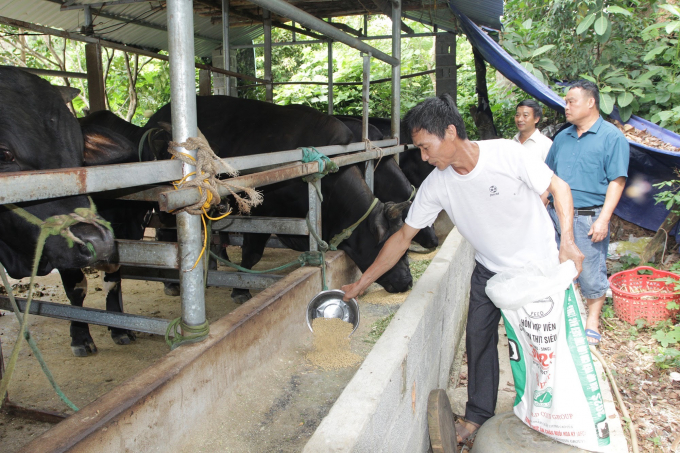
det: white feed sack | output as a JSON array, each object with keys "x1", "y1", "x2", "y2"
[{"x1": 486, "y1": 260, "x2": 610, "y2": 452}]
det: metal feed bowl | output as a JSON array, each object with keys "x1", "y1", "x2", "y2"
[{"x1": 306, "y1": 289, "x2": 360, "y2": 336}]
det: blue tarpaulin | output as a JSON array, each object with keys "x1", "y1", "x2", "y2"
[{"x1": 449, "y1": 2, "x2": 680, "y2": 239}]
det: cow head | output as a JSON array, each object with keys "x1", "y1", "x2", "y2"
[
  {"x1": 0, "y1": 67, "x2": 119, "y2": 277},
  {"x1": 339, "y1": 199, "x2": 413, "y2": 293}
]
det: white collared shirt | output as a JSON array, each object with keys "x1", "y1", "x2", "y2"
[{"x1": 513, "y1": 128, "x2": 553, "y2": 162}]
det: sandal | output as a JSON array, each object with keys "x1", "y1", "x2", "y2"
[
  {"x1": 454, "y1": 416, "x2": 480, "y2": 445},
  {"x1": 585, "y1": 329, "x2": 601, "y2": 346}
]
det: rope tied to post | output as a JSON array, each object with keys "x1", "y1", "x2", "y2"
[
  {"x1": 300, "y1": 147, "x2": 338, "y2": 202},
  {"x1": 165, "y1": 318, "x2": 210, "y2": 350},
  {"x1": 0, "y1": 197, "x2": 108, "y2": 411},
  {"x1": 169, "y1": 136, "x2": 262, "y2": 216},
  {"x1": 363, "y1": 138, "x2": 385, "y2": 171}
]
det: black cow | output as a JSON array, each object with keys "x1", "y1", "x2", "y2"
[
  {"x1": 146, "y1": 96, "x2": 413, "y2": 302},
  {"x1": 334, "y1": 116, "x2": 438, "y2": 249},
  {"x1": 0, "y1": 67, "x2": 128, "y2": 356},
  {"x1": 334, "y1": 115, "x2": 434, "y2": 188}
]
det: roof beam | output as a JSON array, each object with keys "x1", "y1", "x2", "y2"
[
  {"x1": 0, "y1": 15, "x2": 264, "y2": 83},
  {"x1": 225, "y1": 7, "x2": 327, "y2": 40},
  {"x1": 370, "y1": 0, "x2": 414, "y2": 34}
]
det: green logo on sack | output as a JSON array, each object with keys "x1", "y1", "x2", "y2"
[{"x1": 533, "y1": 388, "x2": 553, "y2": 408}]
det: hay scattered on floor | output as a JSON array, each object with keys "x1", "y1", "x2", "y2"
[{"x1": 306, "y1": 317, "x2": 361, "y2": 370}]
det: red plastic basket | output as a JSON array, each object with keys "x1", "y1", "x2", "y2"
[{"x1": 608, "y1": 266, "x2": 680, "y2": 325}]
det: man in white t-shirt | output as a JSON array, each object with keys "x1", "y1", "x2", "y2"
[
  {"x1": 342, "y1": 94, "x2": 583, "y2": 444},
  {"x1": 513, "y1": 99, "x2": 553, "y2": 161}
]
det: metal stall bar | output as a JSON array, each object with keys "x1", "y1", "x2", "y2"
[
  {"x1": 161, "y1": 143, "x2": 403, "y2": 212},
  {"x1": 263, "y1": 9, "x2": 273, "y2": 102},
  {"x1": 246, "y1": 0, "x2": 398, "y2": 66},
  {"x1": 222, "y1": 0, "x2": 231, "y2": 95},
  {"x1": 0, "y1": 139, "x2": 396, "y2": 205},
  {"x1": 230, "y1": 32, "x2": 441, "y2": 49},
  {"x1": 7, "y1": 66, "x2": 86, "y2": 79},
  {"x1": 327, "y1": 40, "x2": 333, "y2": 115},
  {"x1": 392, "y1": 0, "x2": 402, "y2": 151},
  {"x1": 166, "y1": 0, "x2": 206, "y2": 332},
  {"x1": 0, "y1": 297, "x2": 171, "y2": 336},
  {"x1": 362, "y1": 53, "x2": 374, "y2": 193},
  {"x1": 118, "y1": 267, "x2": 282, "y2": 290}
]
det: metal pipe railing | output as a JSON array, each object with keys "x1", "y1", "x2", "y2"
[
  {"x1": 167, "y1": 0, "x2": 205, "y2": 329},
  {"x1": 246, "y1": 0, "x2": 398, "y2": 66}
]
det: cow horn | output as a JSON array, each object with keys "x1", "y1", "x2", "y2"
[
  {"x1": 385, "y1": 201, "x2": 411, "y2": 220},
  {"x1": 55, "y1": 86, "x2": 81, "y2": 104}
]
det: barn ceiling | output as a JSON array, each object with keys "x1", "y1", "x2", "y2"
[{"x1": 0, "y1": 0, "x2": 503, "y2": 58}]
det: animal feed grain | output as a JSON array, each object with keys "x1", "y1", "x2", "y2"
[{"x1": 307, "y1": 318, "x2": 360, "y2": 370}]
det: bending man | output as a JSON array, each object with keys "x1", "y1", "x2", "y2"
[{"x1": 342, "y1": 94, "x2": 584, "y2": 442}]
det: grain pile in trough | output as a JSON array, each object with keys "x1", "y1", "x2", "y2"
[{"x1": 306, "y1": 317, "x2": 361, "y2": 370}]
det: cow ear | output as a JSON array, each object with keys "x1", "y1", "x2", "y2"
[
  {"x1": 369, "y1": 207, "x2": 389, "y2": 244},
  {"x1": 54, "y1": 86, "x2": 81, "y2": 104},
  {"x1": 81, "y1": 124, "x2": 136, "y2": 166},
  {"x1": 384, "y1": 201, "x2": 411, "y2": 222}
]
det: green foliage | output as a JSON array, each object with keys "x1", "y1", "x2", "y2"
[
  {"x1": 409, "y1": 259, "x2": 432, "y2": 282},
  {"x1": 602, "y1": 298, "x2": 616, "y2": 318},
  {"x1": 365, "y1": 312, "x2": 395, "y2": 344},
  {"x1": 619, "y1": 255, "x2": 641, "y2": 270},
  {"x1": 247, "y1": 16, "x2": 435, "y2": 118},
  {"x1": 502, "y1": 1, "x2": 680, "y2": 130},
  {"x1": 654, "y1": 346, "x2": 680, "y2": 368}
]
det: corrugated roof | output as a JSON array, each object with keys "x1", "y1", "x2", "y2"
[{"x1": 0, "y1": 0, "x2": 502, "y2": 59}]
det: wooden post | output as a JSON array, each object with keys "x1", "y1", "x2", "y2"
[
  {"x1": 640, "y1": 212, "x2": 680, "y2": 264},
  {"x1": 85, "y1": 43, "x2": 106, "y2": 113},
  {"x1": 198, "y1": 70, "x2": 211, "y2": 96}
]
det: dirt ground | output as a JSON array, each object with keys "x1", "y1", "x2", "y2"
[{"x1": 0, "y1": 244, "x2": 435, "y2": 452}]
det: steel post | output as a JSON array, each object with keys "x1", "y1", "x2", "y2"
[
  {"x1": 308, "y1": 181, "x2": 322, "y2": 252},
  {"x1": 362, "y1": 53, "x2": 374, "y2": 193},
  {"x1": 167, "y1": 0, "x2": 206, "y2": 329},
  {"x1": 327, "y1": 40, "x2": 333, "y2": 115},
  {"x1": 391, "y1": 0, "x2": 402, "y2": 160},
  {"x1": 263, "y1": 8, "x2": 273, "y2": 102},
  {"x1": 222, "y1": 0, "x2": 231, "y2": 95}
]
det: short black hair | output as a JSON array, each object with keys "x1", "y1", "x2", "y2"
[
  {"x1": 516, "y1": 99, "x2": 543, "y2": 122},
  {"x1": 404, "y1": 93, "x2": 468, "y2": 141},
  {"x1": 569, "y1": 80, "x2": 600, "y2": 110}
]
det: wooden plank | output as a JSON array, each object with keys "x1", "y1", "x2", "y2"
[
  {"x1": 640, "y1": 211, "x2": 680, "y2": 264},
  {"x1": 427, "y1": 389, "x2": 459, "y2": 453}
]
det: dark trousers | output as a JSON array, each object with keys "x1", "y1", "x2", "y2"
[{"x1": 465, "y1": 261, "x2": 501, "y2": 426}]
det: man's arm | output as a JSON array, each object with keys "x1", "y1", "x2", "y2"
[
  {"x1": 548, "y1": 174, "x2": 585, "y2": 275},
  {"x1": 589, "y1": 176, "x2": 626, "y2": 243},
  {"x1": 341, "y1": 224, "x2": 419, "y2": 301}
]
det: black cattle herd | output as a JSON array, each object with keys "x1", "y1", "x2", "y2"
[{"x1": 0, "y1": 66, "x2": 435, "y2": 356}]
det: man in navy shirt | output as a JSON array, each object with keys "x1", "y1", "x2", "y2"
[{"x1": 546, "y1": 80, "x2": 629, "y2": 346}]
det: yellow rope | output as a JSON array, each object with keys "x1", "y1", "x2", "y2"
[{"x1": 171, "y1": 153, "x2": 231, "y2": 271}]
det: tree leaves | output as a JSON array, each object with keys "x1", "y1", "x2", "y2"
[
  {"x1": 594, "y1": 14, "x2": 610, "y2": 36},
  {"x1": 576, "y1": 13, "x2": 596, "y2": 35},
  {"x1": 618, "y1": 91, "x2": 634, "y2": 107},
  {"x1": 600, "y1": 92, "x2": 615, "y2": 115},
  {"x1": 606, "y1": 5, "x2": 631, "y2": 16},
  {"x1": 619, "y1": 104, "x2": 633, "y2": 122},
  {"x1": 532, "y1": 44, "x2": 555, "y2": 58}
]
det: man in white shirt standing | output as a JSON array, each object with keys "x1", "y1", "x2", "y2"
[
  {"x1": 513, "y1": 99, "x2": 553, "y2": 161},
  {"x1": 342, "y1": 94, "x2": 584, "y2": 444}
]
